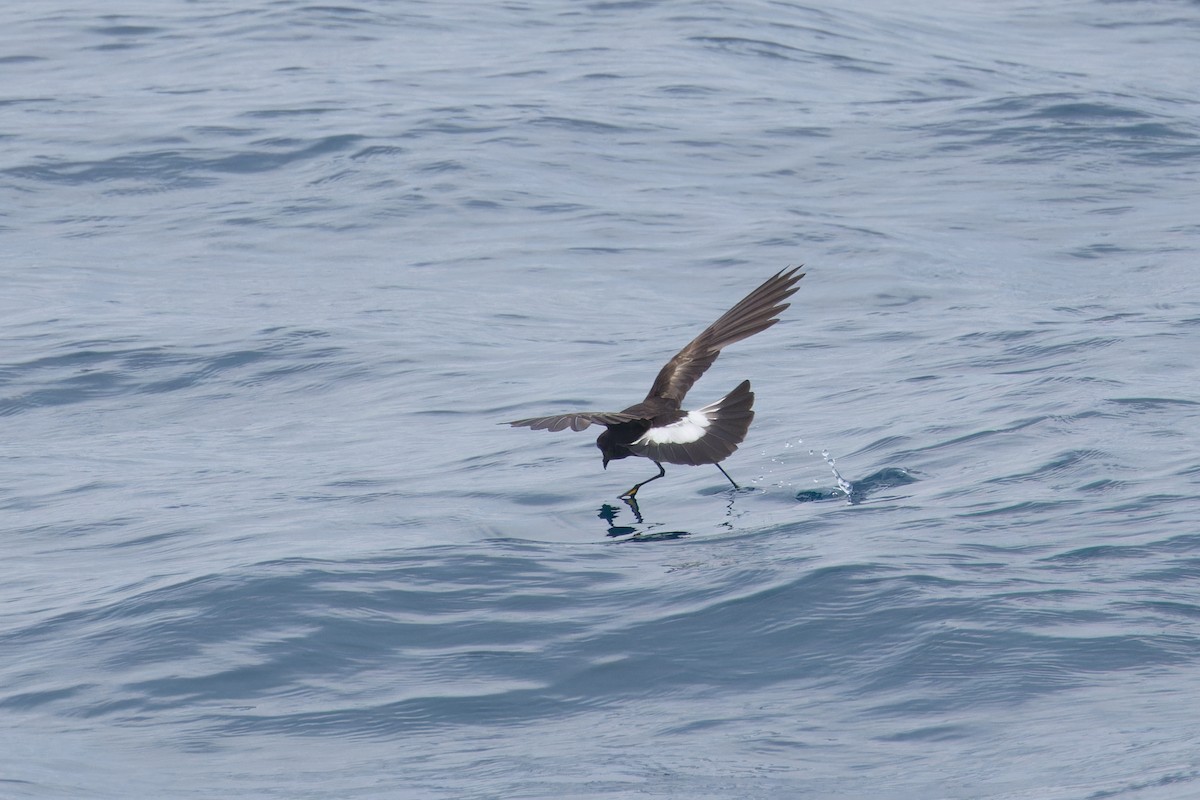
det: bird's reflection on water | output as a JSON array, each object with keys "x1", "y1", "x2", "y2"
[
  {"x1": 597, "y1": 500, "x2": 692, "y2": 540},
  {"x1": 596, "y1": 488, "x2": 748, "y2": 540}
]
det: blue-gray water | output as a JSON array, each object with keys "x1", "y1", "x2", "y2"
[{"x1": 3, "y1": 1, "x2": 1199, "y2": 798}]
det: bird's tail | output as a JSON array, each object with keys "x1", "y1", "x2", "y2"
[{"x1": 629, "y1": 380, "x2": 755, "y2": 466}]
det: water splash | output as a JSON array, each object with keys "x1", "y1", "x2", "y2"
[
  {"x1": 754, "y1": 440, "x2": 853, "y2": 501},
  {"x1": 816, "y1": 447, "x2": 855, "y2": 502},
  {"x1": 753, "y1": 438, "x2": 802, "y2": 488}
]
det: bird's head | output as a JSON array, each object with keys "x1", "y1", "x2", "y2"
[{"x1": 596, "y1": 429, "x2": 627, "y2": 469}]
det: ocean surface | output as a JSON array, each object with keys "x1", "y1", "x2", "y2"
[{"x1": 3, "y1": 1, "x2": 1199, "y2": 797}]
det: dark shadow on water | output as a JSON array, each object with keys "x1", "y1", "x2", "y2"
[{"x1": 620, "y1": 529, "x2": 692, "y2": 542}]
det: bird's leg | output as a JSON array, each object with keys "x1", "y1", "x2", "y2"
[
  {"x1": 715, "y1": 462, "x2": 739, "y2": 489},
  {"x1": 620, "y1": 461, "x2": 666, "y2": 499}
]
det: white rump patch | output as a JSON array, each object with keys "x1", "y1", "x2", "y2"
[{"x1": 634, "y1": 410, "x2": 711, "y2": 446}]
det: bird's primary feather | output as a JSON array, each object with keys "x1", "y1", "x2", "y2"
[{"x1": 643, "y1": 266, "x2": 803, "y2": 405}]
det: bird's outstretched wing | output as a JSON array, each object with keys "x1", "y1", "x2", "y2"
[
  {"x1": 644, "y1": 266, "x2": 804, "y2": 405},
  {"x1": 507, "y1": 410, "x2": 643, "y2": 433}
]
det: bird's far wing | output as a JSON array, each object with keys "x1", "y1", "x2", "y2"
[
  {"x1": 506, "y1": 410, "x2": 642, "y2": 433},
  {"x1": 645, "y1": 266, "x2": 804, "y2": 404}
]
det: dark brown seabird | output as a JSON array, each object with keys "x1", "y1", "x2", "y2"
[{"x1": 508, "y1": 266, "x2": 805, "y2": 498}]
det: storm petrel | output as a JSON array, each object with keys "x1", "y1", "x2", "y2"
[{"x1": 508, "y1": 266, "x2": 805, "y2": 498}]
